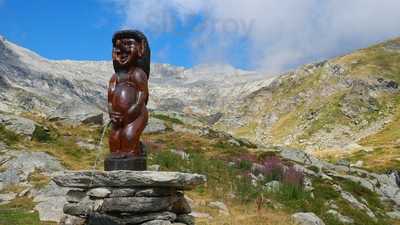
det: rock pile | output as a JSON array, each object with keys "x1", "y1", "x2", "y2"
[{"x1": 53, "y1": 171, "x2": 207, "y2": 225}]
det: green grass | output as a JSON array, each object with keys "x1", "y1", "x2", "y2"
[
  {"x1": 0, "y1": 197, "x2": 55, "y2": 225},
  {"x1": 299, "y1": 92, "x2": 349, "y2": 140},
  {"x1": 0, "y1": 210, "x2": 44, "y2": 225},
  {"x1": 339, "y1": 179, "x2": 386, "y2": 212},
  {"x1": 0, "y1": 125, "x2": 20, "y2": 146},
  {"x1": 28, "y1": 170, "x2": 51, "y2": 189},
  {"x1": 152, "y1": 113, "x2": 184, "y2": 125}
]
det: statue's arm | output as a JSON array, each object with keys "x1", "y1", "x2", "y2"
[
  {"x1": 127, "y1": 69, "x2": 148, "y2": 120},
  {"x1": 108, "y1": 74, "x2": 117, "y2": 116}
]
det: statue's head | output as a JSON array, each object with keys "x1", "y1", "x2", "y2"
[{"x1": 112, "y1": 30, "x2": 151, "y2": 78}]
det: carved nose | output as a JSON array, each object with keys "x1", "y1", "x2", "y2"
[{"x1": 113, "y1": 48, "x2": 121, "y2": 54}]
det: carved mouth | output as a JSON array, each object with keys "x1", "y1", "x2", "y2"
[{"x1": 118, "y1": 54, "x2": 129, "y2": 64}]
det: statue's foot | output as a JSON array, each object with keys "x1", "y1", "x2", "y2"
[{"x1": 110, "y1": 152, "x2": 133, "y2": 159}]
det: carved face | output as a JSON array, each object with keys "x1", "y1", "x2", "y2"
[{"x1": 112, "y1": 38, "x2": 142, "y2": 69}]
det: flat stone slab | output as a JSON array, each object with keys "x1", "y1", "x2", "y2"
[
  {"x1": 101, "y1": 196, "x2": 176, "y2": 213},
  {"x1": 53, "y1": 171, "x2": 206, "y2": 190}
]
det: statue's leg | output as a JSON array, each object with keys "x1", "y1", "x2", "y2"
[
  {"x1": 120, "y1": 107, "x2": 149, "y2": 156},
  {"x1": 109, "y1": 126, "x2": 121, "y2": 154}
]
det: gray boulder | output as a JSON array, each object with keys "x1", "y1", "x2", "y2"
[
  {"x1": 292, "y1": 212, "x2": 325, "y2": 225},
  {"x1": 0, "y1": 113, "x2": 37, "y2": 137}
]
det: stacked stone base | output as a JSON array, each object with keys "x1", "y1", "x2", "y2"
[{"x1": 54, "y1": 171, "x2": 206, "y2": 225}]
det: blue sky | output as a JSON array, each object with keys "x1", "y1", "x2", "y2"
[
  {"x1": 1, "y1": 0, "x2": 400, "y2": 72},
  {"x1": 0, "y1": 0, "x2": 204, "y2": 68}
]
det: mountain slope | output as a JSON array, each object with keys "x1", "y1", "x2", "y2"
[
  {"x1": 0, "y1": 36, "x2": 272, "y2": 119},
  {"x1": 214, "y1": 38, "x2": 400, "y2": 152},
  {"x1": 1, "y1": 35, "x2": 400, "y2": 170}
]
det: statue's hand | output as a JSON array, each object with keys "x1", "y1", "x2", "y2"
[{"x1": 110, "y1": 112, "x2": 123, "y2": 127}]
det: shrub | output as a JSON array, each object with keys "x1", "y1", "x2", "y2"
[
  {"x1": 234, "y1": 174, "x2": 261, "y2": 202},
  {"x1": 234, "y1": 154, "x2": 258, "y2": 171},
  {"x1": 32, "y1": 126, "x2": 53, "y2": 142},
  {"x1": 282, "y1": 166, "x2": 304, "y2": 188},
  {"x1": 262, "y1": 156, "x2": 285, "y2": 181}
]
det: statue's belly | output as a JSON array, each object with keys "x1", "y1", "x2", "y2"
[{"x1": 111, "y1": 84, "x2": 138, "y2": 113}]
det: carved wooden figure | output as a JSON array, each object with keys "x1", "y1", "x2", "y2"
[{"x1": 105, "y1": 30, "x2": 150, "y2": 171}]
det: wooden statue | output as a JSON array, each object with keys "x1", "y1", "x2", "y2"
[{"x1": 105, "y1": 30, "x2": 150, "y2": 171}]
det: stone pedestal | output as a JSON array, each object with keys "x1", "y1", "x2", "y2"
[
  {"x1": 104, "y1": 155, "x2": 147, "y2": 171},
  {"x1": 53, "y1": 171, "x2": 206, "y2": 225},
  {"x1": 104, "y1": 143, "x2": 147, "y2": 171}
]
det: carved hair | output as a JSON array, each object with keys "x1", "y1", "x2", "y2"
[{"x1": 112, "y1": 30, "x2": 151, "y2": 79}]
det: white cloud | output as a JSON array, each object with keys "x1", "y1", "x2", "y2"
[{"x1": 107, "y1": 0, "x2": 400, "y2": 72}]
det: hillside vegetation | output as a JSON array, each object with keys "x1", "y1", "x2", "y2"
[{"x1": 215, "y1": 38, "x2": 400, "y2": 172}]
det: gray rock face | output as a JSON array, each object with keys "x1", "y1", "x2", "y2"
[
  {"x1": 0, "y1": 192, "x2": 17, "y2": 205},
  {"x1": 340, "y1": 191, "x2": 375, "y2": 219},
  {"x1": 53, "y1": 171, "x2": 207, "y2": 190},
  {"x1": 292, "y1": 212, "x2": 325, "y2": 225},
  {"x1": 0, "y1": 113, "x2": 37, "y2": 137},
  {"x1": 386, "y1": 211, "x2": 400, "y2": 220},
  {"x1": 32, "y1": 181, "x2": 70, "y2": 222},
  {"x1": 34, "y1": 196, "x2": 67, "y2": 222},
  {"x1": 144, "y1": 118, "x2": 167, "y2": 134},
  {"x1": 0, "y1": 150, "x2": 64, "y2": 185},
  {"x1": 326, "y1": 210, "x2": 353, "y2": 224},
  {"x1": 49, "y1": 100, "x2": 104, "y2": 125}
]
